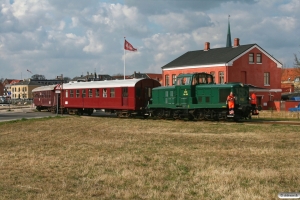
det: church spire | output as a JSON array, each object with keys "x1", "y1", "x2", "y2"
[{"x1": 226, "y1": 15, "x2": 232, "y2": 47}]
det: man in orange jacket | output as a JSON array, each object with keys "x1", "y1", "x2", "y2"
[
  {"x1": 250, "y1": 92, "x2": 258, "y2": 114},
  {"x1": 227, "y1": 92, "x2": 235, "y2": 115}
]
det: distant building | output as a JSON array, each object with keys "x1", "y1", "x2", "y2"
[
  {"x1": 281, "y1": 68, "x2": 300, "y2": 100},
  {"x1": 11, "y1": 80, "x2": 42, "y2": 99},
  {"x1": 72, "y1": 73, "x2": 113, "y2": 82},
  {"x1": 129, "y1": 71, "x2": 162, "y2": 84},
  {"x1": 2, "y1": 79, "x2": 22, "y2": 97}
]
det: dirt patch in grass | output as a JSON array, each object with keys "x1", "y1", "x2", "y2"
[{"x1": 0, "y1": 117, "x2": 299, "y2": 199}]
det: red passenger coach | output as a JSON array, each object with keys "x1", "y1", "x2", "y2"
[
  {"x1": 61, "y1": 78, "x2": 160, "y2": 116},
  {"x1": 32, "y1": 84, "x2": 61, "y2": 113}
]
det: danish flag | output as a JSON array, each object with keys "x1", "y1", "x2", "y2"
[{"x1": 124, "y1": 40, "x2": 137, "y2": 51}]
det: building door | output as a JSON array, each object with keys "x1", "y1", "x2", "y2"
[
  {"x1": 122, "y1": 87, "x2": 128, "y2": 106},
  {"x1": 257, "y1": 96, "x2": 262, "y2": 107}
]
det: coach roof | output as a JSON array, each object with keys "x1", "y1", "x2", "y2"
[
  {"x1": 32, "y1": 84, "x2": 59, "y2": 92},
  {"x1": 62, "y1": 78, "x2": 145, "y2": 89}
]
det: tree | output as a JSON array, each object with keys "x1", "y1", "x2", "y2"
[
  {"x1": 294, "y1": 54, "x2": 300, "y2": 75},
  {"x1": 31, "y1": 74, "x2": 46, "y2": 80},
  {"x1": 295, "y1": 54, "x2": 300, "y2": 65},
  {"x1": 63, "y1": 77, "x2": 71, "y2": 83}
]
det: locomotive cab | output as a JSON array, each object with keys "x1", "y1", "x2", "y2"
[{"x1": 175, "y1": 73, "x2": 215, "y2": 108}]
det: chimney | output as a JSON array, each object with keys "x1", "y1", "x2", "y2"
[
  {"x1": 233, "y1": 38, "x2": 240, "y2": 47},
  {"x1": 204, "y1": 42, "x2": 210, "y2": 51}
]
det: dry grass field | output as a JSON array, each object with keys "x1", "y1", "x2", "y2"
[{"x1": 0, "y1": 116, "x2": 299, "y2": 200}]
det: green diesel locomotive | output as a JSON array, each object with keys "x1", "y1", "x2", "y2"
[{"x1": 148, "y1": 73, "x2": 252, "y2": 121}]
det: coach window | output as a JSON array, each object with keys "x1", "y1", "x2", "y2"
[
  {"x1": 148, "y1": 88, "x2": 152, "y2": 98},
  {"x1": 82, "y1": 89, "x2": 86, "y2": 98},
  {"x1": 65, "y1": 90, "x2": 68, "y2": 98},
  {"x1": 103, "y1": 88, "x2": 107, "y2": 97},
  {"x1": 110, "y1": 88, "x2": 115, "y2": 97},
  {"x1": 70, "y1": 90, "x2": 74, "y2": 98},
  {"x1": 96, "y1": 89, "x2": 99, "y2": 97},
  {"x1": 122, "y1": 88, "x2": 128, "y2": 97},
  {"x1": 89, "y1": 89, "x2": 93, "y2": 98},
  {"x1": 76, "y1": 89, "x2": 80, "y2": 98},
  {"x1": 136, "y1": 87, "x2": 141, "y2": 97}
]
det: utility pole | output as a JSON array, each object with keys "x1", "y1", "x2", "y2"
[{"x1": 56, "y1": 74, "x2": 64, "y2": 116}]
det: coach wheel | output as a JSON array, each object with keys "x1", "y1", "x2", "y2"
[
  {"x1": 87, "y1": 109, "x2": 93, "y2": 116},
  {"x1": 77, "y1": 109, "x2": 83, "y2": 116}
]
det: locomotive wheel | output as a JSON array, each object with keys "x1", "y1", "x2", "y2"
[{"x1": 153, "y1": 109, "x2": 164, "y2": 119}]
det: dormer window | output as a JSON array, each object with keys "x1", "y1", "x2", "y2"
[
  {"x1": 257, "y1": 53, "x2": 262, "y2": 63},
  {"x1": 249, "y1": 53, "x2": 254, "y2": 63}
]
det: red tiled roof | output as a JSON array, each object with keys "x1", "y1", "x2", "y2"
[
  {"x1": 146, "y1": 73, "x2": 162, "y2": 80},
  {"x1": 10, "y1": 80, "x2": 22, "y2": 84},
  {"x1": 281, "y1": 68, "x2": 300, "y2": 81}
]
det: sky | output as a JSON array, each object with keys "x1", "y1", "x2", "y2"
[{"x1": 0, "y1": 0, "x2": 299, "y2": 80}]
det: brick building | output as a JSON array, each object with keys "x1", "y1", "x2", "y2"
[{"x1": 161, "y1": 38, "x2": 282, "y2": 109}]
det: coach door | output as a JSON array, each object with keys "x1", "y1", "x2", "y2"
[{"x1": 122, "y1": 87, "x2": 128, "y2": 106}]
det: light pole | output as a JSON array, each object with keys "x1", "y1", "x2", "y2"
[{"x1": 56, "y1": 74, "x2": 63, "y2": 116}]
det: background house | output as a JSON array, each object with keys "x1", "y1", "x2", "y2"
[
  {"x1": 11, "y1": 80, "x2": 43, "y2": 99},
  {"x1": 161, "y1": 38, "x2": 282, "y2": 109}
]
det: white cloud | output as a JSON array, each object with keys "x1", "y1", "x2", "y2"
[
  {"x1": 83, "y1": 30, "x2": 104, "y2": 53},
  {"x1": 0, "y1": 0, "x2": 299, "y2": 79}
]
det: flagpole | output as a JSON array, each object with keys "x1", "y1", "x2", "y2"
[
  {"x1": 124, "y1": 47, "x2": 126, "y2": 80},
  {"x1": 124, "y1": 37, "x2": 126, "y2": 80}
]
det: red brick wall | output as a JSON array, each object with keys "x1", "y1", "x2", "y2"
[
  {"x1": 163, "y1": 66, "x2": 227, "y2": 86},
  {"x1": 162, "y1": 46, "x2": 282, "y2": 109}
]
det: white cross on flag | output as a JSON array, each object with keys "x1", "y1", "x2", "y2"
[{"x1": 124, "y1": 40, "x2": 137, "y2": 51}]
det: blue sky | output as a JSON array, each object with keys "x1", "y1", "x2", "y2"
[{"x1": 0, "y1": 0, "x2": 299, "y2": 80}]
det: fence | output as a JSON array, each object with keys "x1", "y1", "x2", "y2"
[{"x1": 252, "y1": 110, "x2": 300, "y2": 119}]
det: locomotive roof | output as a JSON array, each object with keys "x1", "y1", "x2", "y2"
[
  {"x1": 32, "y1": 84, "x2": 59, "y2": 92},
  {"x1": 62, "y1": 78, "x2": 145, "y2": 89}
]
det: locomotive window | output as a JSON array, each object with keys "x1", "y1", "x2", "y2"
[
  {"x1": 76, "y1": 90, "x2": 80, "y2": 98},
  {"x1": 96, "y1": 89, "x2": 99, "y2": 97},
  {"x1": 103, "y1": 89, "x2": 107, "y2": 98},
  {"x1": 165, "y1": 91, "x2": 168, "y2": 97},
  {"x1": 110, "y1": 88, "x2": 115, "y2": 97},
  {"x1": 219, "y1": 89, "x2": 231, "y2": 102},
  {"x1": 205, "y1": 97, "x2": 210, "y2": 103},
  {"x1": 82, "y1": 89, "x2": 86, "y2": 98},
  {"x1": 170, "y1": 91, "x2": 173, "y2": 97},
  {"x1": 89, "y1": 89, "x2": 93, "y2": 98},
  {"x1": 70, "y1": 90, "x2": 74, "y2": 98},
  {"x1": 198, "y1": 96, "x2": 202, "y2": 102}
]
